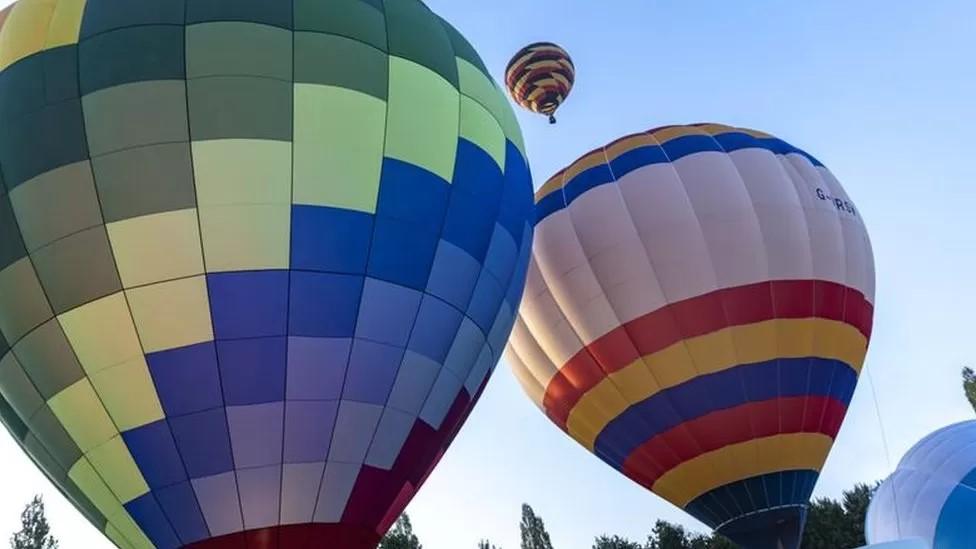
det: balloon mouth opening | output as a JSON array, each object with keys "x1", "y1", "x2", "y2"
[{"x1": 715, "y1": 506, "x2": 807, "y2": 549}]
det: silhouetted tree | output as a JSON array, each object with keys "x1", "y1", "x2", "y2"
[
  {"x1": 379, "y1": 514, "x2": 422, "y2": 549},
  {"x1": 593, "y1": 534, "x2": 641, "y2": 549},
  {"x1": 963, "y1": 367, "x2": 976, "y2": 413},
  {"x1": 508, "y1": 482, "x2": 874, "y2": 549},
  {"x1": 479, "y1": 540, "x2": 502, "y2": 549},
  {"x1": 646, "y1": 521, "x2": 697, "y2": 549},
  {"x1": 520, "y1": 504, "x2": 554, "y2": 549},
  {"x1": 10, "y1": 496, "x2": 57, "y2": 549},
  {"x1": 640, "y1": 520, "x2": 755, "y2": 549},
  {"x1": 803, "y1": 482, "x2": 875, "y2": 549}
]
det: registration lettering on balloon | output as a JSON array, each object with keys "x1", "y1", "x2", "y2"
[{"x1": 815, "y1": 188, "x2": 858, "y2": 216}]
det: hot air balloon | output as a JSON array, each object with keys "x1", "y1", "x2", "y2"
[
  {"x1": 0, "y1": 1, "x2": 534, "y2": 548},
  {"x1": 859, "y1": 542, "x2": 928, "y2": 549},
  {"x1": 867, "y1": 421, "x2": 976, "y2": 548},
  {"x1": 505, "y1": 42, "x2": 574, "y2": 124},
  {"x1": 506, "y1": 124, "x2": 875, "y2": 548}
]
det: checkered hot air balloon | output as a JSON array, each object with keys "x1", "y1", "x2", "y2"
[
  {"x1": 505, "y1": 42, "x2": 574, "y2": 124},
  {"x1": 0, "y1": 0, "x2": 534, "y2": 548},
  {"x1": 506, "y1": 123, "x2": 875, "y2": 549}
]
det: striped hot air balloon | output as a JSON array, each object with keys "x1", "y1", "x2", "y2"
[
  {"x1": 0, "y1": 0, "x2": 535, "y2": 548},
  {"x1": 506, "y1": 123, "x2": 875, "y2": 549},
  {"x1": 505, "y1": 42, "x2": 574, "y2": 124}
]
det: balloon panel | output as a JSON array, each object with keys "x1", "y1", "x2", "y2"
[
  {"x1": 506, "y1": 123, "x2": 874, "y2": 546},
  {"x1": 867, "y1": 421, "x2": 976, "y2": 549},
  {"x1": 0, "y1": 1, "x2": 534, "y2": 548}
]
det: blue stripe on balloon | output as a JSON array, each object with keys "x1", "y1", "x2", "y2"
[
  {"x1": 934, "y1": 467, "x2": 976, "y2": 547},
  {"x1": 563, "y1": 163, "x2": 613, "y2": 204},
  {"x1": 535, "y1": 134, "x2": 824, "y2": 224},
  {"x1": 660, "y1": 134, "x2": 726, "y2": 160},
  {"x1": 609, "y1": 144, "x2": 670, "y2": 179},
  {"x1": 593, "y1": 358, "x2": 858, "y2": 470},
  {"x1": 535, "y1": 190, "x2": 565, "y2": 221}
]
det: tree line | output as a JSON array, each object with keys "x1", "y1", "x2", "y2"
[{"x1": 380, "y1": 483, "x2": 874, "y2": 549}]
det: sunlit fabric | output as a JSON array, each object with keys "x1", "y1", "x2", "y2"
[
  {"x1": 867, "y1": 421, "x2": 976, "y2": 549},
  {"x1": 504, "y1": 42, "x2": 573, "y2": 124},
  {"x1": 0, "y1": 0, "x2": 534, "y2": 547},
  {"x1": 858, "y1": 541, "x2": 929, "y2": 549},
  {"x1": 505, "y1": 123, "x2": 875, "y2": 549}
]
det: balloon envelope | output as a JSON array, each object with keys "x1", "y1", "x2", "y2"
[
  {"x1": 867, "y1": 421, "x2": 976, "y2": 548},
  {"x1": 506, "y1": 123, "x2": 875, "y2": 549},
  {"x1": 505, "y1": 42, "x2": 574, "y2": 124},
  {"x1": 858, "y1": 541, "x2": 929, "y2": 549},
  {"x1": 0, "y1": 0, "x2": 534, "y2": 547}
]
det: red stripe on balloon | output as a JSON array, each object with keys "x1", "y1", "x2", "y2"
[
  {"x1": 184, "y1": 523, "x2": 381, "y2": 549},
  {"x1": 542, "y1": 280, "x2": 873, "y2": 429},
  {"x1": 342, "y1": 375, "x2": 493, "y2": 537},
  {"x1": 620, "y1": 395, "x2": 848, "y2": 490}
]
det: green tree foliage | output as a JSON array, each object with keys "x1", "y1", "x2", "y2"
[
  {"x1": 802, "y1": 482, "x2": 876, "y2": 549},
  {"x1": 10, "y1": 496, "x2": 57, "y2": 549},
  {"x1": 963, "y1": 367, "x2": 976, "y2": 413},
  {"x1": 646, "y1": 521, "x2": 694, "y2": 549},
  {"x1": 593, "y1": 534, "x2": 642, "y2": 549},
  {"x1": 520, "y1": 504, "x2": 554, "y2": 549},
  {"x1": 379, "y1": 514, "x2": 422, "y2": 549},
  {"x1": 643, "y1": 521, "x2": 734, "y2": 549},
  {"x1": 479, "y1": 541, "x2": 502, "y2": 549}
]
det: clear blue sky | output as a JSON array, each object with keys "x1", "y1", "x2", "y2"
[{"x1": 2, "y1": 1, "x2": 976, "y2": 548}]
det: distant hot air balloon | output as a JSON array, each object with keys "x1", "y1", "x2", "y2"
[
  {"x1": 867, "y1": 421, "x2": 976, "y2": 548},
  {"x1": 506, "y1": 124, "x2": 875, "y2": 549},
  {"x1": 0, "y1": 1, "x2": 534, "y2": 548},
  {"x1": 505, "y1": 42, "x2": 574, "y2": 124}
]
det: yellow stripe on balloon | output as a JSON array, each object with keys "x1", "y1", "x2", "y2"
[
  {"x1": 525, "y1": 45, "x2": 569, "y2": 56},
  {"x1": 565, "y1": 318, "x2": 867, "y2": 450},
  {"x1": 697, "y1": 123, "x2": 774, "y2": 139},
  {"x1": 524, "y1": 60, "x2": 564, "y2": 72},
  {"x1": 650, "y1": 125, "x2": 710, "y2": 143},
  {"x1": 513, "y1": 70, "x2": 547, "y2": 94},
  {"x1": 563, "y1": 149, "x2": 612, "y2": 184},
  {"x1": 552, "y1": 73, "x2": 572, "y2": 87},
  {"x1": 507, "y1": 50, "x2": 540, "y2": 73},
  {"x1": 534, "y1": 125, "x2": 786, "y2": 203},
  {"x1": 508, "y1": 45, "x2": 568, "y2": 75},
  {"x1": 526, "y1": 81, "x2": 560, "y2": 101},
  {"x1": 652, "y1": 433, "x2": 834, "y2": 508},
  {"x1": 535, "y1": 174, "x2": 566, "y2": 202}
]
